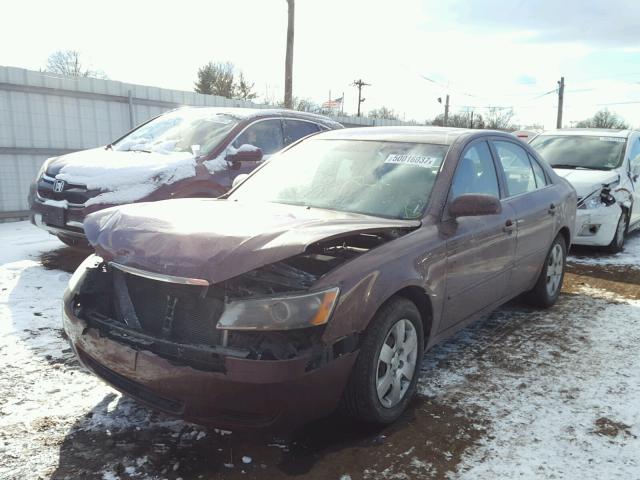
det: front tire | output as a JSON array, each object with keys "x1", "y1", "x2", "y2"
[
  {"x1": 340, "y1": 297, "x2": 424, "y2": 424},
  {"x1": 526, "y1": 235, "x2": 566, "y2": 308},
  {"x1": 605, "y1": 210, "x2": 628, "y2": 253}
]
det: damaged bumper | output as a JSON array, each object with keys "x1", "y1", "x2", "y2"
[
  {"x1": 62, "y1": 260, "x2": 358, "y2": 430},
  {"x1": 573, "y1": 203, "x2": 622, "y2": 246}
]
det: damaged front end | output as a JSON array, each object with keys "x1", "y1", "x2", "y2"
[{"x1": 67, "y1": 228, "x2": 411, "y2": 374}]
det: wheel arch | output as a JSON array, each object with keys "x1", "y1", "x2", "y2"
[
  {"x1": 391, "y1": 286, "x2": 434, "y2": 341},
  {"x1": 557, "y1": 226, "x2": 571, "y2": 249}
]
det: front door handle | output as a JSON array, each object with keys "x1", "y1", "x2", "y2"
[
  {"x1": 548, "y1": 203, "x2": 557, "y2": 215},
  {"x1": 503, "y1": 219, "x2": 515, "y2": 234}
]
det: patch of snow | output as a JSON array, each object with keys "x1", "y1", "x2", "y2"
[
  {"x1": 242, "y1": 456, "x2": 252, "y2": 464},
  {"x1": 419, "y1": 287, "x2": 640, "y2": 479},
  {"x1": 41, "y1": 198, "x2": 69, "y2": 209}
]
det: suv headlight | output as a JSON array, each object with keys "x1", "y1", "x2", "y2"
[
  {"x1": 217, "y1": 287, "x2": 340, "y2": 331},
  {"x1": 37, "y1": 157, "x2": 56, "y2": 179}
]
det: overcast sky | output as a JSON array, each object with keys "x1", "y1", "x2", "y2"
[{"x1": 2, "y1": 0, "x2": 640, "y2": 128}]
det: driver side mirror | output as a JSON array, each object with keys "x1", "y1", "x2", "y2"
[
  {"x1": 631, "y1": 162, "x2": 640, "y2": 181},
  {"x1": 449, "y1": 194, "x2": 502, "y2": 218},
  {"x1": 226, "y1": 145, "x2": 263, "y2": 163}
]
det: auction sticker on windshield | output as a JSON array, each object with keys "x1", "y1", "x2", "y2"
[{"x1": 384, "y1": 154, "x2": 440, "y2": 168}]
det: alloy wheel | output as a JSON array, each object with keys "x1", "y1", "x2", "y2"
[
  {"x1": 376, "y1": 319, "x2": 418, "y2": 408},
  {"x1": 546, "y1": 243, "x2": 564, "y2": 297}
]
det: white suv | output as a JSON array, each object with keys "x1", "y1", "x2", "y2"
[{"x1": 530, "y1": 129, "x2": 640, "y2": 252}]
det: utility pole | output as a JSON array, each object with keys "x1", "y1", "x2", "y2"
[
  {"x1": 284, "y1": 0, "x2": 295, "y2": 109},
  {"x1": 353, "y1": 79, "x2": 370, "y2": 117},
  {"x1": 556, "y1": 76, "x2": 564, "y2": 129},
  {"x1": 444, "y1": 94, "x2": 450, "y2": 126}
]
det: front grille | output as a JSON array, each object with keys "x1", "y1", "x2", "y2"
[
  {"x1": 37, "y1": 176, "x2": 101, "y2": 205},
  {"x1": 121, "y1": 272, "x2": 224, "y2": 346}
]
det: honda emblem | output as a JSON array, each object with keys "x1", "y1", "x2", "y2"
[{"x1": 53, "y1": 179, "x2": 65, "y2": 193}]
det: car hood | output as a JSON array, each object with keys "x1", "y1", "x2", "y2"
[
  {"x1": 553, "y1": 169, "x2": 620, "y2": 198},
  {"x1": 84, "y1": 199, "x2": 420, "y2": 284}
]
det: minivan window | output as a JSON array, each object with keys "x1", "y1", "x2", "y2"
[
  {"x1": 530, "y1": 135, "x2": 627, "y2": 170},
  {"x1": 494, "y1": 141, "x2": 537, "y2": 196},
  {"x1": 450, "y1": 142, "x2": 500, "y2": 199},
  {"x1": 230, "y1": 139, "x2": 449, "y2": 220},
  {"x1": 233, "y1": 119, "x2": 284, "y2": 155},
  {"x1": 283, "y1": 120, "x2": 320, "y2": 146},
  {"x1": 114, "y1": 109, "x2": 240, "y2": 156}
]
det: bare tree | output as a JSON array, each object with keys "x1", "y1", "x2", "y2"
[
  {"x1": 368, "y1": 106, "x2": 400, "y2": 120},
  {"x1": 485, "y1": 107, "x2": 515, "y2": 130},
  {"x1": 431, "y1": 111, "x2": 485, "y2": 128},
  {"x1": 576, "y1": 109, "x2": 629, "y2": 129},
  {"x1": 44, "y1": 50, "x2": 106, "y2": 78},
  {"x1": 235, "y1": 72, "x2": 257, "y2": 101},
  {"x1": 284, "y1": 0, "x2": 295, "y2": 108}
]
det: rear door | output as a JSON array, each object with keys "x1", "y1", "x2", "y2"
[
  {"x1": 491, "y1": 139, "x2": 559, "y2": 293},
  {"x1": 282, "y1": 119, "x2": 321, "y2": 146},
  {"x1": 441, "y1": 140, "x2": 517, "y2": 332}
]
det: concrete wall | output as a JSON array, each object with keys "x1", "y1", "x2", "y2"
[{"x1": 0, "y1": 65, "x2": 417, "y2": 218}]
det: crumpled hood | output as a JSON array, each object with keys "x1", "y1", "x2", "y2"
[
  {"x1": 84, "y1": 199, "x2": 420, "y2": 284},
  {"x1": 553, "y1": 168, "x2": 619, "y2": 198}
]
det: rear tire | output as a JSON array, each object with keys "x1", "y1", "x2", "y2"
[
  {"x1": 526, "y1": 235, "x2": 566, "y2": 308},
  {"x1": 57, "y1": 234, "x2": 91, "y2": 250},
  {"x1": 605, "y1": 210, "x2": 628, "y2": 253},
  {"x1": 340, "y1": 297, "x2": 424, "y2": 424}
]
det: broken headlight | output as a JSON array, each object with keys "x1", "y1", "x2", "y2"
[
  {"x1": 68, "y1": 254, "x2": 103, "y2": 292},
  {"x1": 217, "y1": 287, "x2": 339, "y2": 331},
  {"x1": 579, "y1": 188, "x2": 616, "y2": 210}
]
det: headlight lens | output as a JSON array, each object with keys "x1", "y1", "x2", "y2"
[
  {"x1": 217, "y1": 287, "x2": 340, "y2": 331},
  {"x1": 579, "y1": 192, "x2": 604, "y2": 210},
  {"x1": 37, "y1": 157, "x2": 56, "y2": 179},
  {"x1": 68, "y1": 254, "x2": 103, "y2": 292}
]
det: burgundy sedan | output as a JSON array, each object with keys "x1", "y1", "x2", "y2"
[
  {"x1": 63, "y1": 127, "x2": 576, "y2": 429},
  {"x1": 29, "y1": 107, "x2": 341, "y2": 247}
]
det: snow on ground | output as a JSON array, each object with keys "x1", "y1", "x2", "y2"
[
  {"x1": 569, "y1": 231, "x2": 640, "y2": 266},
  {"x1": 1, "y1": 221, "x2": 639, "y2": 479}
]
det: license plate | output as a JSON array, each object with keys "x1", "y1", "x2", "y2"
[{"x1": 41, "y1": 206, "x2": 65, "y2": 227}]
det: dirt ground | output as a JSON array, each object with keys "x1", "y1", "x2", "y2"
[{"x1": 1, "y1": 225, "x2": 639, "y2": 480}]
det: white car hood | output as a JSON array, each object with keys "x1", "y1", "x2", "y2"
[{"x1": 553, "y1": 169, "x2": 619, "y2": 198}]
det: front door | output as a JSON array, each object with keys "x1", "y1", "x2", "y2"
[
  {"x1": 441, "y1": 140, "x2": 517, "y2": 332},
  {"x1": 627, "y1": 136, "x2": 640, "y2": 227}
]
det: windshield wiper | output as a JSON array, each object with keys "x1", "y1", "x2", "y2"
[
  {"x1": 124, "y1": 148, "x2": 152, "y2": 153},
  {"x1": 552, "y1": 164, "x2": 609, "y2": 170}
]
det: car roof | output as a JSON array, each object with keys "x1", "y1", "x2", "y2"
[
  {"x1": 538, "y1": 128, "x2": 636, "y2": 138},
  {"x1": 312, "y1": 126, "x2": 511, "y2": 145},
  {"x1": 171, "y1": 106, "x2": 343, "y2": 128}
]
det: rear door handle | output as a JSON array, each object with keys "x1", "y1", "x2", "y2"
[
  {"x1": 548, "y1": 203, "x2": 557, "y2": 215},
  {"x1": 503, "y1": 219, "x2": 515, "y2": 234}
]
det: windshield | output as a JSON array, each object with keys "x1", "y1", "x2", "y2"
[
  {"x1": 230, "y1": 139, "x2": 448, "y2": 219},
  {"x1": 530, "y1": 135, "x2": 626, "y2": 170},
  {"x1": 113, "y1": 109, "x2": 240, "y2": 156}
]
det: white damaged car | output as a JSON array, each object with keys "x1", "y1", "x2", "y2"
[{"x1": 531, "y1": 129, "x2": 640, "y2": 252}]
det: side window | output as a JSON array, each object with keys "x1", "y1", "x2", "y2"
[
  {"x1": 529, "y1": 154, "x2": 548, "y2": 188},
  {"x1": 450, "y1": 141, "x2": 500, "y2": 200},
  {"x1": 233, "y1": 119, "x2": 284, "y2": 155},
  {"x1": 494, "y1": 141, "x2": 537, "y2": 196},
  {"x1": 629, "y1": 139, "x2": 640, "y2": 170},
  {"x1": 283, "y1": 120, "x2": 320, "y2": 146}
]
